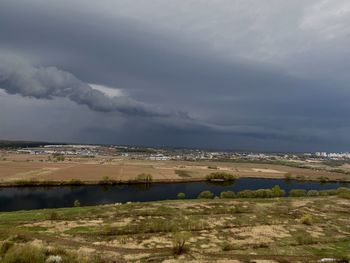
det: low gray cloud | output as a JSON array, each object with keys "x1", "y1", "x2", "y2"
[{"x1": 0, "y1": 56, "x2": 170, "y2": 117}]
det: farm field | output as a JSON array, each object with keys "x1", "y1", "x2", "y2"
[
  {"x1": 0, "y1": 153, "x2": 349, "y2": 185},
  {"x1": 0, "y1": 196, "x2": 349, "y2": 262}
]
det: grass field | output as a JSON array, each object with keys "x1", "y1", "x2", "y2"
[
  {"x1": 0, "y1": 195, "x2": 349, "y2": 262},
  {"x1": 1, "y1": 153, "x2": 349, "y2": 185}
]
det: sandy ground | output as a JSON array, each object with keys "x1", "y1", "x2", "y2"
[{"x1": 0, "y1": 153, "x2": 349, "y2": 184}]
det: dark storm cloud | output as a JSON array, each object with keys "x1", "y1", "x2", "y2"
[
  {"x1": 0, "y1": 0, "x2": 350, "y2": 151},
  {"x1": 0, "y1": 56, "x2": 172, "y2": 117}
]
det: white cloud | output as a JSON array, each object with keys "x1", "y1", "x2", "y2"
[{"x1": 89, "y1": 83, "x2": 124, "y2": 98}]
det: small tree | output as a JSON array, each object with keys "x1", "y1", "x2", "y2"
[
  {"x1": 284, "y1": 173, "x2": 292, "y2": 181},
  {"x1": 172, "y1": 231, "x2": 191, "y2": 255},
  {"x1": 177, "y1": 192, "x2": 186, "y2": 199},
  {"x1": 197, "y1": 190, "x2": 214, "y2": 199},
  {"x1": 289, "y1": 189, "x2": 307, "y2": 197},
  {"x1": 73, "y1": 199, "x2": 81, "y2": 207},
  {"x1": 135, "y1": 173, "x2": 153, "y2": 182},
  {"x1": 220, "y1": 191, "x2": 236, "y2": 199},
  {"x1": 271, "y1": 185, "x2": 285, "y2": 197}
]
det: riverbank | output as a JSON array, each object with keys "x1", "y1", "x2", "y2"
[
  {"x1": 0, "y1": 174, "x2": 349, "y2": 188},
  {"x1": 0, "y1": 195, "x2": 349, "y2": 262}
]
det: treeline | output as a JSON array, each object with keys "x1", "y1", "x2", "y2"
[
  {"x1": 189, "y1": 186, "x2": 350, "y2": 199},
  {"x1": 0, "y1": 140, "x2": 61, "y2": 149}
]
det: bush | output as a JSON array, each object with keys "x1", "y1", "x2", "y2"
[
  {"x1": 319, "y1": 189, "x2": 337, "y2": 196},
  {"x1": 220, "y1": 191, "x2": 236, "y2": 199},
  {"x1": 73, "y1": 200, "x2": 81, "y2": 207},
  {"x1": 237, "y1": 187, "x2": 285, "y2": 198},
  {"x1": 99, "y1": 176, "x2": 114, "y2": 184},
  {"x1": 55, "y1": 155, "x2": 65, "y2": 162},
  {"x1": 237, "y1": 190, "x2": 254, "y2": 198},
  {"x1": 338, "y1": 191, "x2": 350, "y2": 199},
  {"x1": 221, "y1": 242, "x2": 234, "y2": 251},
  {"x1": 289, "y1": 189, "x2": 307, "y2": 197},
  {"x1": 177, "y1": 192, "x2": 186, "y2": 199},
  {"x1": 254, "y1": 189, "x2": 274, "y2": 198},
  {"x1": 336, "y1": 187, "x2": 350, "y2": 194},
  {"x1": 318, "y1": 176, "x2": 329, "y2": 183},
  {"x1": 0, "y1": 241, "x2": 14, "y2": 257},
  {"x1": 135, "y1": 173, "x2": 153, "y2": 182},
  {"x1": 197, "y1": 190, "x2": 214, "y2": 199},
  {"x1": 206, "y1": 172, "x2": 235, "y2": 181},
  {"x1": 284, "y1": 173, "x2": 293, "y2": 181},
  {"x1": 295, "y1": 233, "x2": 315, "y2": 245},
  {"x1": 301, "y1": 214, "x2": 313, "y2": 225},
  {"x1": 2, "y1": 244, "x2": 45, "y2": 263},
  {"x1": 307, "y1": 190, "x2": 319, "y2": 197},
  {"x1": 48, "y1": 212, "x2": 60, "y2": 221},
  {"x1": 271, "y1": 185, "x2": 285, "y2": 197},
  {"x1": 172, "y1": 231, "x2": 191, "y2": 255}
]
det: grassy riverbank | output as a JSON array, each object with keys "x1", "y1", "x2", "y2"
[{"x1": 1, "y1": 194, "x2": 350, "y2": 262}]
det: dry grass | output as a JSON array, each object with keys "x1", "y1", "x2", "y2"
[
  {"x1": 1, "y1": 153, "x2": 348, "y2": 185},
  {"x1": 0, "y1": 196, "x2": 349, "y2": 262}
]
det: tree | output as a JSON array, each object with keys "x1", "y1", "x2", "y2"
[
  {"x1": 177, "y1": 192, "x2": 186, "y2": 199},
  {"x1": 197, "y1": 190, "x2": 214, "y2": 199}
]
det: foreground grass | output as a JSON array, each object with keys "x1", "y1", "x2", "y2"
[{"x1": 0, "y1": 196, "x2": 350, "y2": 262}]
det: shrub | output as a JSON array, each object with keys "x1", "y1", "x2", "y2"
[
  {"x1": 0, "y1": 241, "x2": 14, "y2": 257},
  {"x1": 135, "y1": 173, "x2": 153, "y2": 182},
  {"x1": 284, "y1": 173, "x2": 293, "y2": 181},
  {"x1": 2, "y1": 244, "x2": 45, "y2": 263},
  {"x1": 55, "y1": 155, "x2": 65, "y2": 162},
  {"x1": 301, "y1": 214, "x2": 313, "y2": 225},
  {"x1": 73, "y1": 200, "x2": 81, "y2": 207},
  {"x1": 271, "y1": 185, "x2": 285, "y2": 197},
  {"x1": 319, "y1": 189, "x2": 337, "y2": 196},
  {"x1": 295, "y1": 233, "x2": 315, "y2": 245},
  {"x1": 48, "y1": 212, "x2": 60, "y2": 221},
  {"x1": 307, "y1": 190, "x2": 319, "y2": 197},
  {"x1": 289, "y1": 189, "x2": 307, "y2": 197},
  {"x1": 206, "y1": 172, "x2": 235, "y2": 181},
  {"x1": 237, "y1": 190, "x2": 255, "y2": 198},
  {"x1": 336, "y1": 187, "x2": 350, "y2": 194},
  {"x1": 318, "y1": 176, "x2": 329, "y2": 183},
  {"x1": 99, "y1": 176, "x2": 116, "y2": 185},
  {"x1": 338, "y1": 191, "x2": 350, "y2": 199},
  {"x1": 197, "y1": 190, "x2": 214, "y2": 199},
  {"x1": 221, "y1": 242, "x2": 234, "y2": 251},
  {"x1": 254, "y1": 189, "x2": 274, "y2": 198},
  {"x1": 177, "y1": 192, "x2": 186, "y2": 199},
  {"x1": 220, "y1": 191, "x2": 236, "y2": 199},
  {"x1": 207, "y1": 166, "x2": 218, "y2": 170},
  {"x1": 172, "y1": 231, "x2": 191, "y2": 255}
]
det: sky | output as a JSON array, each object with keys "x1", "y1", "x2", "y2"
[{"x1": 0, "y1": 0, "x2": 350, "y2": 152}]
